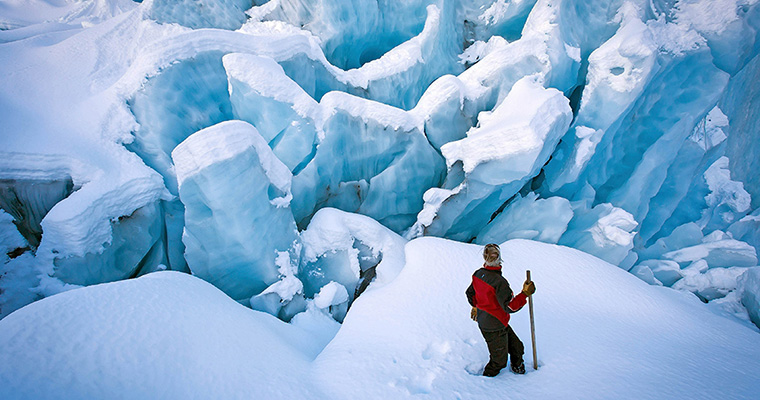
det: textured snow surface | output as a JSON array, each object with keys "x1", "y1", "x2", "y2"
[
  {"x1": 2, "y1": 0, "x2": 760, "y2": 329},
  {"x1": 0, "y1": 271, "x2": 319, "y2": 399},
  {"x1": 1, "y1": 239, "x2": 758, "y2": 399}
]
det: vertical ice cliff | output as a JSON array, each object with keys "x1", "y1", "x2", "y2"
[
  {"x1": 413, "y1": 76, "x2": 573, "y2": 241},
  {"x1": 172, "y1": 121, "x2": 299, "y2": 301},
  {"x1": 146, "y1": 0, "x2": 253, "y2": 30},
  {"x1": 224, "y1": 53, "x2": 321, "y2": 174}
]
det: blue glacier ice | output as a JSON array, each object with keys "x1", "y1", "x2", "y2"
[
  {"x1": 0, "y1": 211, "x2": 27, "y2": 259},
  {"x1": 0, "y1": 175, "x2": 75, "y2": 249},
  {"x1": 0, "y1": 211, "x2": 36, "y2": 318},
  {"x1": 476, "y1": 192, "x2": 572, "y2": 245},
  {"x1": 559, "y1": 202, "x2": 638, "y2": 266},
  {"x1": 146, "y1": 0, "x2": 253, "y2": 30},
  {"x1": 249, "y1": 207, "x2": 408, "y2": 322},
  {"x1": 728, "y1": 208, "x2": 760, "y2": 257},
  {"x1": 634, "y1": 259, "x2": 683, "y2": 287},
  {"x1": 223, "y1": 53, "x2": 321, "y2": 174},
  {"x1": 128, "y1": 51, "x2": 233, "y2": 196},
  {"x1": 249, "y1": 3, "x2": 464, "y2": 110},
  {"x1": 739, "y1": 267, "x2": 760, "y2": 327},
  {"x1": 290, "y1": 91, "x2": 446, "y2": 232},
  {"x1": 52, "y1": 200, "x2": 166, "y2": 286},
  {"x1": 172, "y1": 121, "x2": 299, "y2": 301},
  {"x1": 636, "y1": 107, "x2": 728, "y2": 247},
  {"x1": 252, "y1": 0, "x2": 437, "y2": 70},
  {"x1": 544, "y1": 10, "x2": 658, "y2": 194},
  {"x1": 296, "y1": 207, "x2": 407, "y2": 321},
  {"x1": 721, "y1": 52, "x2": 760, "y2": 209},
  {"x1": 464, "y1": 0, "x2": 538, "y2": 42},
  {"x1": 414, "y1": 76, "x2": 572, "y2": 241},
  {"x1": 298, "y1": 208, "x2": 406, "y2": 297},
  {"x1": 127, "y1": 51, "x2": 234, "y2": 273},
  {"x1": 249, "y1": 249, "x2": 305, "y2": 321},
  {"x1": 673, "y1": 263, "x2": 750, "y2": 302}
]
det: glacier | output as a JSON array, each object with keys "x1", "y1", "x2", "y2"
[{"x1": 1, "y1": 0, "x2": 760, "y2": 333}]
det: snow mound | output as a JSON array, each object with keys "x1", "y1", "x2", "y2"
[
  {"x1": 0, "y1": 271, "x2": 318, "y2": 399},
  {"x1": 4, "y1": 239, "x2": 758, "y2": 399},
  {"x1": 314, "y1": 238, "x2": 760, "y2": 398}
]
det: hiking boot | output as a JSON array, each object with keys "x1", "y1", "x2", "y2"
[
  {"x1": 482, "y1": 364, "x2": 501, "y2": 377},
  {"x1": 511, "y1": 361, "x2": 525, "y2": 374}
]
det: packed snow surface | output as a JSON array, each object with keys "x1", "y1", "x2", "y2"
[{"x1": 1, "y1": 239, "x2": 758, "y2": 399}]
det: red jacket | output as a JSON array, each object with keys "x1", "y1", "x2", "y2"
[{"x1": 466, "y1": 265, "x2": 527, "y2": 331}]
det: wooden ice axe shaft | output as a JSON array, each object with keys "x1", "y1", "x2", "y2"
[{"x1": 527, "y1": 270, "x2": 538, "y2": 370}]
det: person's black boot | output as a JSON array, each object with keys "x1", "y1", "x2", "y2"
[
  {"x1": 483, "y1": 363, "x2": 501, "y2": 377},
  {"x1": 511, "y1": 361, "x2": 526, "y2": 374}
]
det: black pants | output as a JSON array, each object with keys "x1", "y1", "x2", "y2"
[{"x1": 481, "y1": 326, "x2": 524, "y2": 377}]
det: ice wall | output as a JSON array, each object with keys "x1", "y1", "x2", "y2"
[
  {"x1": 295, "y1": 207, "x2": 407, "y2": 321},
  {"x1": 0, "y1": 177, "x2": 75, "y2": 249},
  {"x1": 414, "y1": 76, "x2": 572, "y2": 241},
  {"x1": 0, "y1": 150, "x2": 169, "y2": 317},
  {"x1": 252, "y1": 0, "x2": 434, "y2": 70},
  {"x1": 223, "y1": 53, "x2": 321, "y2": 174},
  {"x1": 248, "y1": 3, "x2": 465, "y2": 110},
  {"x1": 721, "y1": 53, "x2": 760, "y2": 209},
  {"x1": 172, "y1": 121, "x2": 299, "y2": 301},
  {"x1": 52, "y1": 201, "x2": 166, "y2": 286},
  {"x1": 0, "y1": 211, "x2": 36, "y2": 318},
  {"x1": 293, "y1": 92, "x2": 446, "y2": 232},
  {"x1": 146, "y1": 0, "x2": 253, "y2": 30},
  {"x1": 740, "y1": 267, "x2": 760, "y2": 327}
]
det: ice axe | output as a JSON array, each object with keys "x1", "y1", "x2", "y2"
[{"x1": 527, "y1": 270, "x2": 538, "y2": 370}]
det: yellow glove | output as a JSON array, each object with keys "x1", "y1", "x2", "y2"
[
  {"x1": 522, "y1": 280, "x2": 536, "y2": 296},
  {"x1": 470, "y1": 307, "x2": 477, "y2": 321}
]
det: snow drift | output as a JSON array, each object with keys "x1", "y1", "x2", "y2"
[
  {"x1": 1, "y1": 239, "x2": 758, "y2": 399},
  {"x1": 1, "y1": 0, "x2": 760, "y2": 336}
]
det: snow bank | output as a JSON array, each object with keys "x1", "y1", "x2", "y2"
[
  {"x1": 0, "y1": 0, "x2": 136, "y2": 31},
  {"x1": 3, "y1": 239, "x2": 759, "y2": 399},
  {"x1": 315, "y1": 238, "x2": 760, "y2": 398},
  {"x1": 2, "y1": 0, "x2": 760, "y2": 343},
  {"x1": 0, "y1": 271, "x2": 318, "y2": 399}
]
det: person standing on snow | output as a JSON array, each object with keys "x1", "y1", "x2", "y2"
[{"x1": 466, "y1": 243, "x2": 536, "y2": 376}]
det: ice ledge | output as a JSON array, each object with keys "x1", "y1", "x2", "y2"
[{"x1": 172, "y1": 120, "x2": 292, "y2": 199}]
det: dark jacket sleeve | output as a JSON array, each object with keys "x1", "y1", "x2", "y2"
[
  {"x1": 466, "y1": 280, "x2": 476, "y2": 307},
  {"x1": 495, "y1": 278, "x2": 514, "y2": 313}
]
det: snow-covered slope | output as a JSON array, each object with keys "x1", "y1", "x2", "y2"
[
  {"x1": 2, "y1": 0, "x2": 760, "y2": 325},
  {"x1": 1, "y1": 239, "x2": 758, "y2": 399},
  {"x1": 0, "y1": 270, "x2": 325, "y2": 400}
]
